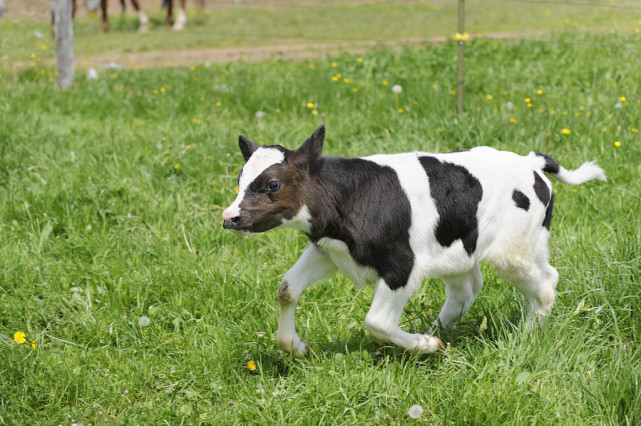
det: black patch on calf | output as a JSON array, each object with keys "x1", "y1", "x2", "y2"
[
  {"x1": 533, "y1": 171, "x2": 550, "y2": 205},
  {"x1": 535, "y1": 153, "x2": 561, "y2": 174},
  {"x1": 419, "y1": 156, "x2": 483, "y2": 255},
  {"x1": 512, "y1": 189, "x2": 530, "y2": 211},
  {"x1": 307, "y1": 157, "x2": 414, "y2": 291},
  {"x1": 543, "y1": 192, "x2": 554, "y2": 230}
]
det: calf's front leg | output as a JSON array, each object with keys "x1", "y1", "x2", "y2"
[{"x1": 276, "y1": 244, "x2": 337, "y2": 356}]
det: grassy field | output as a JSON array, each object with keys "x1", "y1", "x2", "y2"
[
  {"x1": 3, "y1": 0, "x2": 641, "y2": 66},
  {"x1": 1, "y1": 16, "x2": 641, "y2": 426}
]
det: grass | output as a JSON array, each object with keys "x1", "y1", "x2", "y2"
[
  {"x1": 3, "y1": 0, "x2": 641, "y2": 64},
  {"x1": 1, "y1": 23, "x2": 641, "y2": 425}
]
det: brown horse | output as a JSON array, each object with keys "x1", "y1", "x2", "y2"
[{"x1": 53, "y1": 0, "x2": 186, "y2": 32}]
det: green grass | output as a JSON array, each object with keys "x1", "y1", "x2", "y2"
[
  {"x1": 1, "y1": 29, "x2": 640, "y2": 424},
  {"x1": 3, "y1": 0, "x2": 641, "y2": 65}
]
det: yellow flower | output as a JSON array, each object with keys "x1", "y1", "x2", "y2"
[
  {"x1": 31, "y1": 340, "x2": 36, "y2": 349},
  {"x1": 174, "y1": 163, "x2": 181, "y2": 169},
  {"x1": 216, "y1": 101, "x2": 221, "y2": 107},
  {"x1": 527, "y1": 103, "x2": 533, "y2": 108},
  {"x1": 561, "y1": 128, "x2": 571, "y2": 135},
  {"x1": 192, "y1": 118, "x2": 200, "y2": 124},
  {"x1": 247, "y1": 360, "x2": 257, "y2": 371},
  {"x1": 432, "y1": 84, "x2": 437, "y2": 90},
  {"x1": 14, "y1": 332, "x2": 26, "y2": 344},
  {"x1": 525, "y1": 98, "x2": 531, "y2": 103},
  {"x1": 382, "y1": 80, "x2": 388, "y2": 86},
  {"x1": 352, "y1": 87, "x2": 358, "y2": 93},
  {"x1": 306, "y1": 102, "x2": 314, "y2": 108},
  {"x1": 632, "y1": 128, "x2": 639, "y2": 133},
  {"x1": 358, "y1": 57, "x2": 364, "y2": 63},
  {"x1": 579, "y1": 106, "x2": 585, "y2": 111},
  {"x1": 190, "y1": 65, "x2": 196, "y2": 71},
  {"x1": 311, "y1": 110, "x2": 318, "y2": 116},
  {"x1": 486, "y1": 94, "x2": 493, "y2": 100},
  {"x1": 194, "y1": 77, "x2": 199, "y2": 82},
  {"x1": 235, "y1": 186, "x2": 239, "y2": 194},
  {"x1": 550, "y1": 109, "x2": 556, "y2": 115},
  {"x1": 331, "y1": 62, "x2": 338, "y2": 67},
  {"x1": 398, "y1": 108, "x2": 404, "y2": 114},
  {"x1": 153, "y1": 89, "x2": 159, "y2": 95},
  {"x1": 331, "y1": 76, "x2": 339, "y2": 82},
  {"x1": 30, "y1": 53, "x2": 36, "y2": 59},
  {"x1": 575, "y1": 112, "x2": 581, "y2": 117},
  {"x1": 308, "y1": 64, "x2": 315, "y2": 70},
  {"x1": 614, "y1": 141, "x2": 621, "y2": 147},
  {"x1": 160, "y1": 87, "x2": 165, "y2": 93},
  {"x1": 164, "y1": 150, "x2": 169, "y2": 155},
  {"x1": 509, "y1": 118, "x2": 517, "y2": 124},
  {"x1": 602, "y1": 128, "x2": 607, "y2": 132},
  {"x1": 343, "y1": 78, "x2": 350, "y2": 84},
  {"x1": 620, "y1": 96, "x2": 626, "y2": 102},
  {"x1": 450, "y1": 90, "x2": 456, "y2": 95},
  {"x1": 336, "y1": 73, "x2": 341, "y2": 78},
  {"x1": 41, "y1": 44, "x2": 47, "y2": 50},
  {"x1": 453, "y1": 32, "x2": 469, "y2": 42},
  {"x1": 537, "y1": 89, "x2": 543, "y2": 95}
]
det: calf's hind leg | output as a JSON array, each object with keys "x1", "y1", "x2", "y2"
[
  {"x1": 365, "y1": 278, "x2": 444, "y2": 354},
  {"x1": 430, "y1": 264, "x2": 483, "y2": 332},
  {"x1": 276, "y1": 244, "x2": 337, "y2": 356}
]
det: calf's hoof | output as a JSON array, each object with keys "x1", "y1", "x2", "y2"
[
  {"x1": 277, "y1": 337, "x2": 309, "y2": 357},
  {"x1": 413, "y1": 334, "x2": 444, "y2": 354}
]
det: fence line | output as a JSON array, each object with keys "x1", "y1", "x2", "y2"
[{"x1": 495, "y1": 0, "x2": 641, "y2": 11}]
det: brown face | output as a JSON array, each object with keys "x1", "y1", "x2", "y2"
[{"x1": 222, "y1": 148, "x2": 306, "y2": 233}]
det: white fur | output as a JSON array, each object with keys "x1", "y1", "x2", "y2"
[
  {"x1": 280, "y1": 205, "x2": 312, "y2": 233},
  {"x1": 222, "y1": 147, "x2": 284, "y2": 220},
  {"x1": 272, "y1": 147, "x2": 604, "y2": 355}
]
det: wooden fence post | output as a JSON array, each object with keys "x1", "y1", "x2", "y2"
[
  {"x1": 456, "y1": 0, "x2": 465, "y2": 115},
  {"x1": 54, "y1": 0, "x2": 74, "y2": 90}
]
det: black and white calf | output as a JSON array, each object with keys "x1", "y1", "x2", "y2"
[{"x1": 222, "y1": 125, "x2": 606, "y2": 356}]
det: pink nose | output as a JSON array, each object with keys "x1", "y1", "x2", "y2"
[{"x1": 222, "y1": 210, "x2": 238, "y2": 221}]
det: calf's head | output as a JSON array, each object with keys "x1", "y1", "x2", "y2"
[{"x1": 222, "y1": 125, "x2": 325, "y2": 233}]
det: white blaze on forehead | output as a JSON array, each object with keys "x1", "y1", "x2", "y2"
[{"x1": 223, "y1": 147, "x2": 285, "y2": 218}]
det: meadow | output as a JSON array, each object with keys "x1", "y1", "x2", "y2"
[{"x1": 1, "y1": 5, "x2": 641, "y2": 424}]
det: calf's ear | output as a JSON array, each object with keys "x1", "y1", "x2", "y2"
[
  {"x1": 239, "y1": 135, "x2": 259, "y2": 162},
  {"x1": 296, "y1": 125, "x2": 325, "y2": 163}
]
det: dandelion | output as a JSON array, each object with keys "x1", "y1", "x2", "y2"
[
  {"x1": 139, "y1": 316, "x2": 150, "y2": 327},
  {"x1": 509, "y1": 118, "x2": 517, "y2": 124},
  {"x1": 352, "y1": 87, "x2": 358, "y2": 93},
  {"x1": 216, "y1": 101, "x2": 222, "y2": 107},
  {"x1": 358, "y1": 57, "x2": 364, "y2": 63},
  {"x1": 190, "y1": 65, "x2": 196, "y2": 71},
  {"x1": 398, "y1": 108, "x2": 404, "y2": 114},
  {"x1": 432, "y1": 84, "x2": 437, "y2": 90},
  {"x1": 331, "y1": 62, "x2": 338, "y2": 67},
  {"x1": 486, "y1": 94, "x2": 493, "y2": 100},
  {"x1": 506, "y1": 101, "x2": 514, "y2": 110},
  {"x1": 527, "y1": 103, "x2": 533, "y2": 108},
  {"x1": 343, "y1": 78, "x2": 350, "y2": 84},
  {"x1": 87, "y1": 68, "x2": 99, "y2": 80},
  {"x1": 160, "y1": 87, "x2": 165, "y2": 93},
  {"x1": 537, "y1": 89, "x2": 543, "y2": 95},
  {"x1": 575, "y1": 112, "x2": 581, "y2": 117},
  {"x1": 308, "y1": 64, "x2": 315, "y2": 70},
  {"x1": 450, "y1": 90, "x2": 456, "y2": 95},
  {"x1": 14, "y1": 331, "x2": 26, "y2": 344},
  {"x1": 306, "y1": 102, "x2": 314, "y2": 108},
  {"x1": 392, "y1": 85, "x2": 402, "y2": 94},
  {"x1": 30, "y1": 53, "x2": 36, "y2": 59},
  {"x1": 153, "y1": 89, "x2": 159, "y2": 95},
  {"x1": 620, "y1": 96, "x2": 627, "y2": 102},
  {"x1": 41, "y1": 44, "x2": 47, "y2": 50},
  {"x1": 331, "y1": 76, "x2": 339, "y2": 82},
  {"x1": 311, "y1": 110, "x2": 318, "y2": 116},
  {"x1": 408, "y1": 404, "x2": 424, "y2": 419},
  {"x1": 192, "y1": 118, "x2": 200, "y2": 124},
  {"x1": 235, "y1": 186, "x2": 239, "y2": 194},
  {"x1": 525, "y1": 98, "x2": 531, "y2": 103},
  {"x1": 247, "y1": 360, "x2": 257, "y2": 372},
  {"x1": 614, "y1": 141, "x2": 621, "y2": 147},
  {"x1": 31, "y1": 340, "x2": 36, "y2": 349},
  {"x1": 336, "y1": 73, "x2": 342, "y2": 78},
  {"x1": 602, "y1": 128, "x2": 607, "y2": 132},
  {"x1": 382, "y1": 80, "x2": 388, "y2": 86},
  {"x1": 194, "y1": 77, "x2": 199, "y2": 82},
  {"x1": 632, "y1": 128, "x2": 639, "y2": 133},
  {"x1": 174, "y1": 163, "x2": 181, "y2": 169},
  {"x1": 561, "y1": 128, "x2": 571, "y2": 135}
]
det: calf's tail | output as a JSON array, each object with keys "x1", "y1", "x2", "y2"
[{"x1": 530, "y1": 152, "x2": 607, "y2": 185}]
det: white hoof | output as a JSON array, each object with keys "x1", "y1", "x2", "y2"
[
  {"x1": 277, "y1": 336, "x2": 308, "y2": 356},
  {"x1": 413, "y1": 334, "x2": 444, "y2": 354},
  {"x1": 172, "y1": 22, "x2": 185, "y2": 31}
]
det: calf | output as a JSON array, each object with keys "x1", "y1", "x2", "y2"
[{"x1": 222, "y1": 125, "x2": 606, "y2": 356}]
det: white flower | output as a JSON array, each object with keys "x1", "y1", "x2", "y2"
[
  {"x1": 34, "y1": 31, "x2": 44, "y2": 39},
  {"x1": 392, "y1": 84, "x2": 403, "y2": 94},
  {"x1": 87, "y1": 68, "x2": 99, "y2": 80},
  {"x1": 408, "y1": 404, "x2": 424, "y2": 419},
  {"x1": 506, "y1": 101, "x2": 515, "y2": 110},
  {"x1": 614, "y1": 102, "x2": 622, "y2": 109},
  {"x1": 255, "y1": 111, "x2": 265, "y2": 119},
  {"x1": 139, "y1": 316, "x2": 150, "y2": 327}
]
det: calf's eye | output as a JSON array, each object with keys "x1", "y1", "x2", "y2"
[{"x1": 267, "y1": 180, "x2": 281, "y2": 192}]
